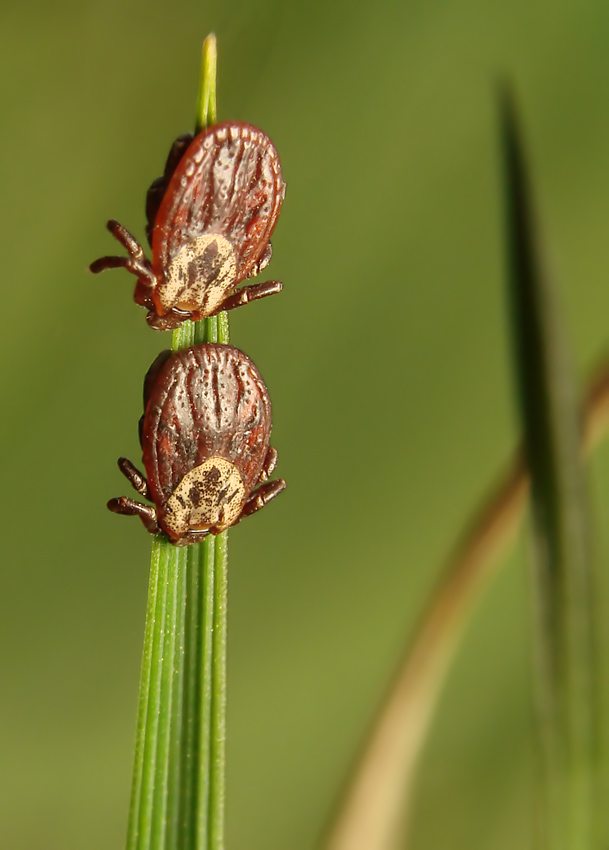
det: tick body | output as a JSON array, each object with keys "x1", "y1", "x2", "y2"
[
  {"x1": 108, "y1": 344, "x2": 286, "y2": 544},
  {"x1": 91, "y1": 122, "x2": 286, "y2": 330}
]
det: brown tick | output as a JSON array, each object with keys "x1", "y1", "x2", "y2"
[
  {"x1": 90, "y1": 122, "x2": 285, "y2": 330},
  {"x1": 108, "y1": 343, "x2": 286, "y2": 544}
]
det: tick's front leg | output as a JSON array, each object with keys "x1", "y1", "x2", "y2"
[
  {"x1": 238, "y1": 478, "x2": 286, "y2": 523},
  {"x1": 246, "y1": 242, "x2": 273, "y2": 278},
  {"x1": 172, "y1": 527, "x2": 213, "y2": 546},
  {"x1": 145, "y1": 306, "x2": 193, "y2": 330},
  {"x1": 258, "y1": 446, "x2": 278, "y2": 482},
  {"x1": 90, "y1": 220, "x2": 158, "y2": 301},
  {"x1": 107, "y1": 496, "x2": 160, "y2": 535},
  {"x1": 117, "y1": 457, "x2": 152, "y2": 500},
  {"x1": 212, "y1": 280, "x2": 283, "y2": 315},
  {"x1": 146, "y1": 133, "x2": 195, "y2": 243}
]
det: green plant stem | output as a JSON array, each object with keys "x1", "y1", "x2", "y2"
[
  {"x1": 195, "y1": 35, "x2": 217, "y2": 135},
  {"x1": 209, "y1": 531, "x2": 228, "y2": 849},
  {"x1": 126, "y1": 34, "x2": 230, "y2": 850},
  {"x1": 325, "y1": 356, "x2": 609, "y2": 850}
]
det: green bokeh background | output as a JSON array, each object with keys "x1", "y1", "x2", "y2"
[{"x1": 3, "y1": 1, "x2": 609, "y2": 848}]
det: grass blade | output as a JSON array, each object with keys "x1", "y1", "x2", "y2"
[
  {"x1": 325, "y1": 94, "x2": 608, "y2": 850},
  {"x1": 195, "y1": 34, "x2": 217, "y2": 135},
  {"x1": 501, "y1": 89, "x2": 596, "y2": 850},
  {"x1": 325, "y1": 360, "x2": 609, "y2": 850},
  {"x1": 125, "y1": 33, "x2": 230, "y2": 850}
]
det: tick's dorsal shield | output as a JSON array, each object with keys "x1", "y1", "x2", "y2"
[{"x1": 151, "y1": 122, "x2": 285, "y2": 317}]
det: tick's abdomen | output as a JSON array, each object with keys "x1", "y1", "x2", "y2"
[
  {"x1": 142, "y1": 344, "x2": 272, "y2": 516},
  {"x1": 152, "y1": 123, "x2": 285, "y2": 306}
]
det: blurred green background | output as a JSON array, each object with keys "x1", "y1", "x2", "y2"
[{"x1": 3, "y1": 0, "x2": 609, "y2": 847}]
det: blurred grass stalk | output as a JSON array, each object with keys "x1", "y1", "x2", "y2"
[
  {"x1": 501, "y1": 91, "x2": 596, "y2": 849},
  {"x1": 326, "y1": 362, "x2": 609, "y2": 850},
  {"x1": 126, "y1": 35, "x2": 230, "y2": 850},
  {"x1": 327, "y1": 93, "x2": 603, "y2": 850}
]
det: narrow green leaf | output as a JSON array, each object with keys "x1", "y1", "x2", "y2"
[
  {"x1": 177, "y1": 545, "x2": 203, "y2": 850},
  {"x1": 195, "y1": 541, "x2": 215, "y2": 848},
  {"x1": 325, "y1": 358, "x2": 609, "y2": 850},
  {"x1": 126, "y1": 34, "x2": 229, "y2": 850},
  {"x1": 500, "y1": 89, "x2": 596, "y2": 850},
  {"x1": 165, "y1": 551, "x2": 187, "y2": 849},
  {"x1": 126, "y1": 540, "x2": 161, "y2": 850},
  {"x1": 209, "y1": 531, "x2": 228, "y2": 849}
]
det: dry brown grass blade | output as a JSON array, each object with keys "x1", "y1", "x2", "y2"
[{"x1": 325, "y1": 362, "x2": 609, "y2": 850}]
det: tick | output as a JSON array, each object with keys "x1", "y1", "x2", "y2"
[
  {"x1": 108, "y1": 343, "x2": 286, "y2": 544},
  {"x1": 90, "y1": 122, "x2": 286, "y2": 330}
]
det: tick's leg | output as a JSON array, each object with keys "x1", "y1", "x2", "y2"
[
  {"x1": 117, "y1": 457, "x2": 151, "y2": 500},
  {"x1": 258, "y1": 446, "x2": 278, "y2": 482},
  {"x1": 163, "y1": 133, "x2": 195, "y2": 177},
  {"x1": 246, "y1": 243, "x2": 273, "y2": 279},
  {"x1": 145, "y1": 180, "x2": 165, "y2": 246},
  {"x1": 173, "y1": 527, "x2": 213, "y2": 546},
  {"x1": 146, "y1": 306, "x2": 193, "y2": 330},
  {"x1": 212, "y1": 280, "x2": 283, "y2": 315},
  {"x1": 90, "y1": 220, "x2": 157, "y2": 291},
  {"x1": 145, "y1": 133, "x2": 195, "y2": 243},
  {"x1": 238, "y1": 478, "x2": 286, "y2": 522},
  {"x1": 107, "y1": 497, "x2": 160, "y2": 535},
  {"x1": 105, "y1": 219, "x2": 148, "y2": 261}
]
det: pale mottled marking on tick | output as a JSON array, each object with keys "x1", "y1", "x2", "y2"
[
  {"x1": 163, "y1": 456, "x2": 246, "y2": 537},
  {"x1": 159, "y1": 233, "x2": 237, "y2": 314}
]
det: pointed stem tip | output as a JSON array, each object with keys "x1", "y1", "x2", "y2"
[{"x1": 195, "y1": 33, "x2": 218, "y2": 135}]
